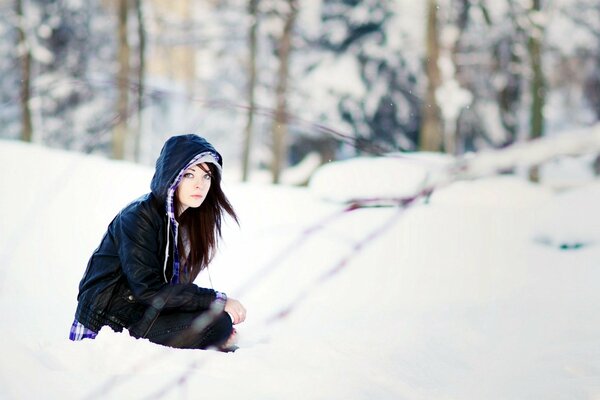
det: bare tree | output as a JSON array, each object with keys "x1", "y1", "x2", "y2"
[
  {"x1": 528, "y1": 0, "x2": 545, "y2": 143},
  {"x1": 242, "y1": 0, "x2": 258, "y2": 182},
  {"x1": 419, "y1": 0, "x2": 443, "y2": 152},
  {"x1": 134, "y1": 0, "x2": 146, "y2": 162},
  {"x1": 15, "y1": 0, "x2": 32, "y2": 143},
  {"x1": 526, "y1": 0, "x2": 546, "y2": 181},
  {"x1": 271, "y1": 0, "x2": 297, "y2": 184},
  {"x1": 113, "y1": 0, "x2": 130, "y2": 160}
]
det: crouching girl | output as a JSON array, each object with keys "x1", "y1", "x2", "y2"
[{"x1": 70, "y1": 134, "x2": 245, "y2": 351}]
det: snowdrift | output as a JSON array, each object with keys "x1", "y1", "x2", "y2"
[{"x1": 1, "y1": 139, "x2": 599, "y2": 400}]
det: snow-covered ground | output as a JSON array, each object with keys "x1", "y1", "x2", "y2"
[{"x1": 1, "y1": 139, "x2": 599, "y2": 399}]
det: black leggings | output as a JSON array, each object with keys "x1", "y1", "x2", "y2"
[{"x1": 130, "y1": 310, "x2": 233, "y2": 350}]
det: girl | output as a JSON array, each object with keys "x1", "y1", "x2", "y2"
[{"x1": 70, "y1": 134, "x2": 246, "y2": 351}]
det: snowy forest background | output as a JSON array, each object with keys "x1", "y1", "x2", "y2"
[
  {"x1": 1, "y1": 0, "x2": 599, "y2": 181},
  {"x1": 2, "y1": 1, "x2": 600, "y2": 399}
]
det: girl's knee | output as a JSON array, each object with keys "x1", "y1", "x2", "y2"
[
  {"x1": 213, "y1": 312, "x2": 234, "y2": 339},
  {"x1": 192, "y1": 312, "x2": 232, "y2": 349}
]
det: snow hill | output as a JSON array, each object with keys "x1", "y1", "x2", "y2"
[{"x1": 0, "y1": 139, "x2": 599, "y2": 399}]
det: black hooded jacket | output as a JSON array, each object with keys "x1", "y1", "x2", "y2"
[{"x1": 74, "y1": 135, "x2": 226, "y2": 335}]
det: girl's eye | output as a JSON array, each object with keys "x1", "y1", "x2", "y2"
[
  {"x1": 203, "y1": 174, "x2": 212, "y2": 181},
  {"x1": 183, "y1": 172, "x2": 194, "y2": 179}
]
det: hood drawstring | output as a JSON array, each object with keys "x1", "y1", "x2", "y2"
[{"x1": 163, "y1": 214, "x2": 170, "y2": 283}]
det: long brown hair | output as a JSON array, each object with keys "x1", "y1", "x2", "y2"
[{"x1": 174, "y1": 163, "x2": 238, "y2": 282}]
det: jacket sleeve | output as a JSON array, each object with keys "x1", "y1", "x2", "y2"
[{"x1": 116, "y1": 205, "x2": 225, "y2": 313}]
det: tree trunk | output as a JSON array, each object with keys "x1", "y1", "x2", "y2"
[
  {"x1": 528, "y1": 0, "x2": 545, "y2": 182},
  {"x1": 134, "y1": 0, "x2": 145, "y2": 162},
  {"x1": 16, "y1": 0, "x2": 33, "y2": 143},
  {"x1": 271, "y1": 0, "x2": 297, "y2": 184},
  {"x1": 528, "y1": 0, "x2": 544, "y2": 141},
  {"x1": 419, "y1": 0, "x2": 443, "y2": 152},
  {"x1": 242, "y1": 0, "x2": 258, "y2": 182},
  {"x1": 114, "y1": 0, "x2": 130, "y2": 160},
  {"x1": 447, "y1": 0, "x2": 474, "y2": 155}
]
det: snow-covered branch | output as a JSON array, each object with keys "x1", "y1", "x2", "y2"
[{"x1": 455, "y1": 124, "x2": 600, "y2": 178}]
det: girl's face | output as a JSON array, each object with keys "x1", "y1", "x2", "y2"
[{"x1": 176, "y1": 163, "x2": 212, "y2": 215}]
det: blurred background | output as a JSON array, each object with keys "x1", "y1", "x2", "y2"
[{"x1": 1, "y1": 0, "x2": 599, "y2": 184}]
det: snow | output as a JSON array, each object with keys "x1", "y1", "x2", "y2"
[
  {"x1": 1, "y1": 138, "x2": 600, "y2": 399},
  {"x1": 305, "y1": 54, "x2": 366, "y2": 99},
  {"x1": 545, "y1": 0, "x2": 598, "y2": 56},
  {"x1": 431, "y1": 175, "x2": 553, "y2": 208},
  {"x1": 309, "y1": 157, "x2": 428, "y2": 203},
  {"x1": 460, "y1": 123, "x2": 600, "y2": 177},
  {"x1": 532, "y1": 180, "x2": 600, "y2": 248},
  {"x1": 540, "y1": 153, "x2": 598, "y2": 189},
  {"x1": 309, "y1": 153, "x2": 454, "y2": 203}
]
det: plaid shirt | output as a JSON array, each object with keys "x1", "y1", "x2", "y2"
[
  {"x1": 70, "y1": 152, "x2": 223, "y2": 341},
  {"x1": 69, "y1": 319, "x2": 98, "y2": 340}
]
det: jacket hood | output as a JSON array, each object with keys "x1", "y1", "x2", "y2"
[{"x1": 150, "y1": 134, "x2": 222, "y2": 202}]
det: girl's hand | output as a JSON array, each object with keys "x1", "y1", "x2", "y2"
[{"x1": 225, "y1": 298, "x2": 246, "y2": 325}]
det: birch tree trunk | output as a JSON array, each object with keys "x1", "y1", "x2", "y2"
[
  {"x1": 271, "y1": 0, "x2": 297, "y2": 184},
  {"x1": 16, "y1": 0, "x2": 33, "y2": 143},
  {"x1": 419, "y1": 0, "x2": 443, "y2": 152},
  {"x1": 114, "y1": 0, "x2": 130, "y2": 160},
  {"x1": 242, "y1": 0, "x2": 258, "y2": 182}
]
